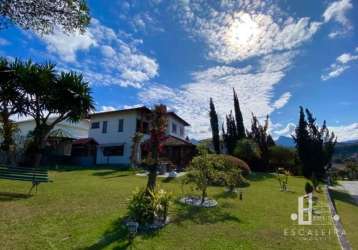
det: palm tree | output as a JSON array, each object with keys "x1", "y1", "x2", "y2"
[{"x1": 18, "y1": 60, "x2": 94, "y2": 167}]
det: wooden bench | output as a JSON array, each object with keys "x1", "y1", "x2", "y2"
[{"x1": 0, "y1": 166, "x2": 51, "y2": 194}]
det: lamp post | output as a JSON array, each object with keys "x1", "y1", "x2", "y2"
[{"x1": 126, "y1": 221, "x2": 139, "y2": 243}]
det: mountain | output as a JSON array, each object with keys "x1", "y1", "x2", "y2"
[
  {"x1": 275, "y1": 136, "x2": 295, "y2": 148},
  {"x1": 334, "y1": 141, "x2": 358, "y2": 160}
]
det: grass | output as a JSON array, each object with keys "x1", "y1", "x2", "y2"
[
  {"x1": 0, "y1": 168, "x2": 341, "y2": 250},
  {"x1": 330, "y1": 187, "x2": 358, "y2": 249}
]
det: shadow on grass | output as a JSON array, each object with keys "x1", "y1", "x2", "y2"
[
  {"x1": 47, "y1": 165, "x2": 132, "y2": 172},
  {"x1": 92, "y1": 170, "x2": 132, "y2": 179},
  {"x1": 82, "y1": 217, "x2": 131, "y2": 250},
  {"x1": 172, "y1": 201, "x2": 241, "y2": 225},
  {"x1": 0, "y1": 192, "x2": 32, "y2": 202},
  {"x1": 247, "y1": 172, "x2": 276, "y2": 182},
  {"x1": 161, "y1": 177, "x2": 175, "y2": 183},
  {"x1": 330, "y1": 189, "x2": 358, "y2": 210},
  {"x1": 213, "y1": 191, "x2": 239, "y2": 200}
]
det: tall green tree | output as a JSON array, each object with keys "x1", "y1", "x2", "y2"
[
  {"x1": 209, "y1": 98, "x2": 220, "y2": 154},
  {"x1": 293, "y1": 107, "x2": 337, "y2": 182},
  {"x1": 233, "y1": 88, "x2": 246, "y2": 140},
  {"x1": 0, "y1": 57, "x2": 25, "y2": 165},
  {"x1": 222, "y1": 111, "x2": 237, "y2": 155},
  {"x1": 0, "y1": 0, "x2": 90, "y2": 34},
  {"x1": 17, "y1": 60, "x2": 94, "y2": 167},
  {"x1": 247, "y1": 114, "x2": 272, "y2": 170}
]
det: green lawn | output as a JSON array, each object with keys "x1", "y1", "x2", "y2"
[
  {"x1": 330, "y1": 188, "x2": 358, "y2": 249},
  {"x1": 0, "y1": 168, "x2": 341, "y2": 250}
]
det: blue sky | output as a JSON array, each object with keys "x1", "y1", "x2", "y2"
[{"x1": 0, "y1": 0, "x2": 357, "y2": 141}]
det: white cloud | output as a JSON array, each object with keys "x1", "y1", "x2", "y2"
[
  {"x1": 122, "y1": 104, "x2": 144, "y2": 109},
  {"x1": 42, "y1": 19, "x2": 159, "y2": 88},
  {"x1": 323, "y1": 0, "x2": 353, "y2": 38},
  {"x1": 329, "y1": 123, "x2": 358, "y2": 142},
  {"x1": 323, "y1": 0, "x2": 352, "y2": 25},
  {"x1": 0, "y1": 38, "x2": 9, "y2": 46},
  {"x1": 271, "y1": 122, "x2": 358, "y2": 142},
  {"x1": 99, "y1": 105, "x2": 117, "y2": 112},
  {"x1": 42, "y1": 28, "x2": 97, "y2": 62},
  {"x1": 321, "y1": 47, "x2": 358, "y2": 80},
  {"x1": 272, "y1": 122, "x2": 296, "y2": 139},
  {"x1": 101, "y1": 45, "x2": 116, "y2": 58},
  {"x1": 321, "y1": 64, "x2": 350, "y2": 81},
  {"x1": 139, "y1": 52, "x2": 295, "y2": 139},
  {"x1": 337, "y1": 53, "x2": 358, "y2": 64},
  {"x1": 273, "y1": 92, "x2": 291, "y2": 110},
  {"x1": 174, "y1": 1, "x2": 321, "y2": 63}
]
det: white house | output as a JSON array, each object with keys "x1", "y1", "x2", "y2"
[
  {"x1": 14, "y1": 118, "x2": 90, "y2": 156},
  {"x1": 88, "y1": 106, "x2": 194, "y2": 166}
]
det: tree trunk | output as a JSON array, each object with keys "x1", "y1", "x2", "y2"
[
  {"x1": 32, "y1": 126, "x2": 51, "y2": 168},
  {"x1": 146, "y1": 165, "x2": 157, "y2": 191},
  {"x1": 1, "y1": 113, "x2": 13, "y2": 165},
  {"x1": 201, "y1": 188, "x2": 207, "y2": 204}
]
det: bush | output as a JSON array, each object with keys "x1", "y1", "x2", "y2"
[
  {"x1": 268, "y1": 146, "x2": 299, "y2": 175},
  {"x1": 196, "y1": 143, "x2": 212, "y2": 156},
  {"x1": 305, "y1": 182, "x2": 314, "y2": 194},
  {"x1": 212, "y1": 154, "x2": 251, "y2": 176},
  {"x1": 233, "y1": 139, "x2": 261, "y2": 169},
  {"x1": 346, "y1": 161, "x2": 358, "y2": 180},
  {"x1": 128, "y1": 187, "x2": 172, "y2": 225}
]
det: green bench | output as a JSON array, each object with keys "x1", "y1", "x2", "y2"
[{"x1": 0, "y1": 165, "x2": 51, "y2": 194}]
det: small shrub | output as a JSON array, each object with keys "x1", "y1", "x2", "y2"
[
  {"x1": 184, "y1": 154, "x2": 218, "y2": 204},
  {"x1": 276, "y1": 168, "x2": 289, "y2": 191},
  {"x1": 220, "y1": 167, "x2": 250, "y2": 192},
  {"x1": 346, "y1": 161, "x2": 358, "y2": 180},
  {"x1": 128, "y1": 188, "x2": 154, "y2": 225},
  {"x1": 305, "y1": 182, "x2": 314, "y2": 194},
  {"x1": 128, "y1": 187, "x2": 172, "y2": 225},
  {"x1": 337, "y1": 168, "x2": 349, "y2": 180}
]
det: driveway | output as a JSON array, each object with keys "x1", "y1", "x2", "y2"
[{"x1": 340, "y1": 181, "x2": 358, "y2": 204}]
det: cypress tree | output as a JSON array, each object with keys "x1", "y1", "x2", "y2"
[
  {"x1": 233, "y1": 88, "x2": 246, "y2": 140},
  {"x1": 223, "y1": 111, "x2": 237, "y2": 154},
  {"x1": 293, "y1": 107, "x2": 337, "y2": 182},
  {"x1": 247, "y1": 114, "x2": 272, "y2": 170},
  {"x1": 209, "y1": 98, "x2": 220, "y2": 154},
  {"x1": 293, "y1": 107, "x2": 311, "y2": 178}
]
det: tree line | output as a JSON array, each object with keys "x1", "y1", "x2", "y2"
[
  {"x1": 209, "y1": 89, "x2": 337, "y2": 185},
  {"x1": 0, "y1": 57, "x2": 94, "y2": 167}
]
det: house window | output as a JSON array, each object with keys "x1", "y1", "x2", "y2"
[
  {"x1": 91, "y1": 122, "x2": 100, "y2": 129},
  {"x1": 180, "y1": 126, "x2": 184, "y2": 136},
  {"x1": 103, "y1": 145, "x2": 124, "y2": 156},
  {"x1": 118, "y1": 119, "x2": 124, "y2": 132},
  {"x1": 136, "y1": 119, "x2": 149, "y2": 134},
  {"x1": 102, "y1": 121, "x2": 107, "y2": 134},
  {"x1": 172, "y1": 123, "x2": 177, "y2": 134}
]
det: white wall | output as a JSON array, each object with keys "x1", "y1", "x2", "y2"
[
  {"x1": 89, "y1": 111, "x2": 149, "y2": 165},
  {"x1": 15, "y1": 118, "x2": 89, "y2": 145},
  {"x1": 167, "y1": 115, "x2": 187, "y2": 140}
]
